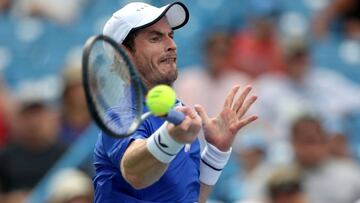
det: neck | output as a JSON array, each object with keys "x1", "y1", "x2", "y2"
[{"x1": 142, "y1": 78, "x2": 173, "y2": 91}]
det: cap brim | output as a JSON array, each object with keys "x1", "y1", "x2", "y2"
[{"x1": 133, "y1": 2, "x2": 189, "y2": 31}]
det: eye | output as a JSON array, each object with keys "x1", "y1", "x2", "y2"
[{"x1": 150, "y1": 36, "x2": 161, "y2": 42}]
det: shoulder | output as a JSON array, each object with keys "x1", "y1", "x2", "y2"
[{"x1": 326, "y1": 159, "x2": 360, "y2": 174}]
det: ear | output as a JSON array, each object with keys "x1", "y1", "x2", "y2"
[
  {"x1": 121, "y1": 44, "x2": 133, "y2": 54},
  {"x1": 120, "y1": 44, "x2": 136, "y2": 62}
]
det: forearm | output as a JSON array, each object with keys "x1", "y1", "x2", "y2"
[
  {"x1": 121, "y1": 122, "x2": 187, "y2": 189},
  {"x1": 120, "y1": 109, "x2": 200, "y2": 189},
  {"x1": 121, "y1": 139, "x2": 168, "y2": 189},
  {"x1": 199, "y1": 183, "x2": 212, "y2": 203}
]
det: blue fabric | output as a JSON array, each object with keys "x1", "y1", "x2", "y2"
[{"x1": 93, "y1": 106, "x2": 200, "y2": 203}]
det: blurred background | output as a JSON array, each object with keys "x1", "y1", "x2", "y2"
[{"x1": 1, "y1": 0, "x2": 360, "y2": 202}]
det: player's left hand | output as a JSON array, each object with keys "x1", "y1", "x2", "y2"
[{"x1": 194, "y1": 85, "x2": 258, "y2": 152}]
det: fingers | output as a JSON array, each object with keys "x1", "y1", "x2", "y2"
[
  {"x1": 169, "y1": 106, "x2": 202, "y2": 143},
  {"x1": 194, "y1": 104, "x2": 209, "y2": 124},
  {"x1": 237, "y1": 95, "x2": 257, "y2": 118},
  {"x1": 178, "y1": 115, "x2": 193, "y2": 130},
  {"x1": 176, "y1": 106, "x2": 197, "y2": 119},
  {"x1": 175, "y1": 106, "x2": 199, "y2": 130},
  {"x1": 223, "y1": 85, "x2": 240, "y2": 109},
  {"x1": 233, "y1": 85, "x2": 252, "y2": 112},
  {"x1": 229, "y1": 115, "x2": 258, "y2": 134}
]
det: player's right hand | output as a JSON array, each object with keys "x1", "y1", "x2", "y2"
[{"x1": 167, "y1": 106, "x2": 201, "y2": 144}]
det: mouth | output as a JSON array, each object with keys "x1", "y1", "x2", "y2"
[{"x1": 159, "y1": 56, "x2": 177, "y2": 64}]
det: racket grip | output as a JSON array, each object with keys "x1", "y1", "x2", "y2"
[{"x1": 166, "y1": 109, "x2": 185, "y2": 125}]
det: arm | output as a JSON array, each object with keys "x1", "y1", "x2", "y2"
[
  {"x1": 121, "y1": 107, "x2": 201, "y2": 189},
  {"x1": 195, "y1": 85, "x2": 258, "y2": 202},
  {"x1": 120, "y1": 139, "x2": 167, "y2": 189},
  {"x1": 199, "y1": 183, "x2": 212, "y2": 203}
]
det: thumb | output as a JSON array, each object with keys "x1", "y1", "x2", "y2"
[{"x1": 194, "y1": 104, "x2": 209, "y2": 124}]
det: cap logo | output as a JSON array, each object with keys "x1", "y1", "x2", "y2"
[{"x1": 136, "y1": 7, "x2": 144, "y2": 11}]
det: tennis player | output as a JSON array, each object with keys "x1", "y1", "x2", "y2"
[{"x1": 93, "y1": 2, "x2": 258, "y2": 203}]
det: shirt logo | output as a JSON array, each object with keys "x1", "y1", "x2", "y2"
[{"x1": 158, "y1": 135, "x2": 168, "y2": 148}]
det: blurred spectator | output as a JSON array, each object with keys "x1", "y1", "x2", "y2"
[
  {"x1": 328, "y1": 133, "x2": 351, "y2": 159},
  {"x1": 323, "y1": 118, "x2": 352, "y2": 159},
  {"x1": 0, "y1": 78, "x2": 17, "y2": 149},
  {"x1": 253, "y1": 39, "x2": 360, "y2": 144},
  {"x1": 175, "y1": 32, "x2": 250, "y2": 118},
  {"x1": 59, "y1": 60, "x2": 91, "y2": 145},
  {"x1": 58, "y1": 49, "x2": 94, "y2": 177},
  {"x1": 11, "y1": 0, "x2": 88, "y2": 24},
  {"x1": 47, "y1": 168, "x2": 93, "y2": 203},
  {"x1": 266, "y1": 166, "x2": 309, "y2": 203},
  {"x1": 0, "y1": 81, "x2": 66, "y2": 203},
  {"x1": 233, "y1": 133, "x2": 273, "y2": 202},
  {"x1": 229, "y1": 1, "x2": 285, "y2": 79},
  {"x1": 313, "y1": 0, "x2": 360, "y2": 39},
  {"x1": 0, "y1": 0, "x2": 10, "y2": 13},
  {"x1": 211, "y1": 133, "x2": 274, "y2": 203},
  {"x1": 290, "y1": 116, "x2": 360, "y2": 203},
  {"x1": 290, "y1": 116, "x2": 328, "y2": 173}
]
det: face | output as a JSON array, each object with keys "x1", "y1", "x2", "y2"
[
  {"x1": 129, "y1": 17, "x2": 177, "y2": 88},
  {"x1": 292, "y1": 119, "x2": 328, "y2": 168},
  {"x1": 63, "y1": 83, "x2": 86, "y2": 109},
  {"x1": 271, "y1": 192, "x2": 308, "y2": 203},
  {"x1": 206, "y1": 34, "x2": 231, "y2": 76},
  {"x1": 238, "y1": 148, "x2": 264, "y2": 171},
  {"x1": 287, "y1": 53, "x2": 310, "y2": 82},
  {"x1": 17, "y1": 104, "x2": 60, "y2": 146}
]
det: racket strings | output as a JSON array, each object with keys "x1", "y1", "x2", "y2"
[{"x1": 88, "y1": 39, "x2": 140, "y2": 135}]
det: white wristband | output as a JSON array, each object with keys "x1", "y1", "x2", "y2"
[
  {"x1": 200, "y1": 142, "x2": 232, "y2": 186},
  {"x1": 146, "y1": 122, "x2": 184, "y2": 163}
]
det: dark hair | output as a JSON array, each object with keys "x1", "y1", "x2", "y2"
[
  {"x1": 268, "y1": 180, "x2": 302, "y2": 198},
  {"x1": 291, "y1": 115, "x2": 322, "y2": 134},
  {"x1": 266, "y1": 167, "x2": 303, "y2": 199},
  {"x1": 205, "y1": 32, "x2": 231, "y2": 52},
  {"x1": 285, "y1": 41, "x2": 309, "y2": 62},
  {"x1": 122, "y1": 29, "x2": 139, "y2": 52}
]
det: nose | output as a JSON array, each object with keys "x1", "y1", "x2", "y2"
[{"x1": 166, "y1": 37, "x2": 177, "y2": 52}]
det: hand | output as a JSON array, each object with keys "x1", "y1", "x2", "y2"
[
  {"x1": 195, "y1": 85, "x2": 258, "y2": 152},
  {"x1": 167, "y1": 106, "x2": 201, "y2": 144}
]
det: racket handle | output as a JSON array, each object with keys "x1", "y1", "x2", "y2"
[{"x1": 166, "y1": 109, "x2": 185, "y2": 125}]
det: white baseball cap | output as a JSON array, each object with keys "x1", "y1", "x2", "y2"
[{"x1": 103, "y1": 2, "x2": 189, "y2": 44}]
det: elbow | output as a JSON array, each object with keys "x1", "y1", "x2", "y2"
[
  {"x1": 120, "y1": 161, "x2": 153, "y2": 190},
  {"x1": 122, "y1": 172, "x2": 149, "y2": 190}
]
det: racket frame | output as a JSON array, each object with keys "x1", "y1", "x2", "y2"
[{"x1": 82, "y1": 35, "x2": 146, "y2": 138}]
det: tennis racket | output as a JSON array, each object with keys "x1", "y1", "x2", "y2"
[{"x1": 82, "y1": 35, "x2": 185, "y2": 138}]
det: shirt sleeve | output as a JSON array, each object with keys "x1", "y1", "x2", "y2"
[{"x1": 101, "y1": 116, "x2": 162, "y2": 168}]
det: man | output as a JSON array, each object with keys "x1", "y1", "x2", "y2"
[
  {"x1": 0, "y1": 81, "x2": 66, "y2": 203},
  {"x1": 290, "y1": 116, "x2": 360, "y2": 203},
  {"x1": 93, "y1": 2, "x2": 258, "y2": 203}
]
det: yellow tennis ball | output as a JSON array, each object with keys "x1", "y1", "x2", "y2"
[{"x1": 146, "y1": 85, "x2": 176, "y2": 116}]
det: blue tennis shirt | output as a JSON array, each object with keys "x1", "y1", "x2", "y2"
[{"x1": 93, "y1": 106, "x2": 201, "y2": 203}]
